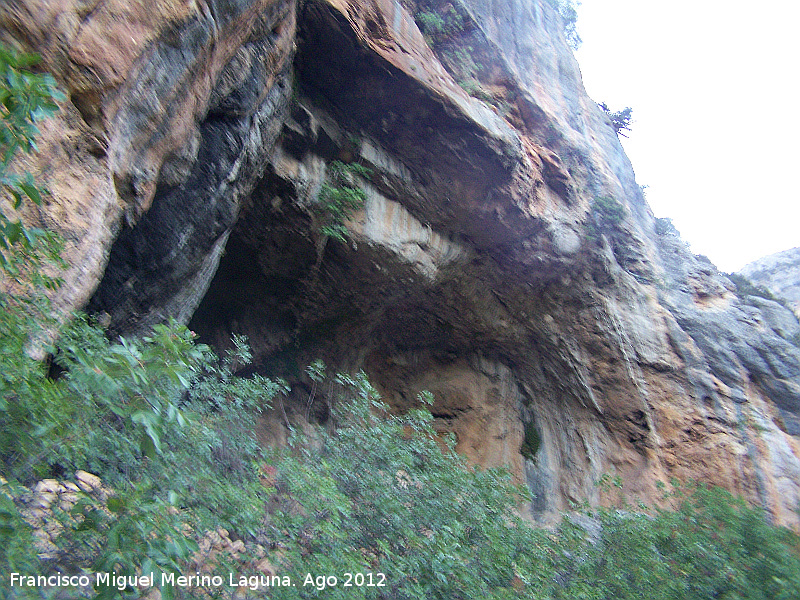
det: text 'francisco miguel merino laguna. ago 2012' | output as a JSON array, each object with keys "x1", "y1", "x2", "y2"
[{"x1": 9, "y1": 570, "x2": 389, "y2": 592}]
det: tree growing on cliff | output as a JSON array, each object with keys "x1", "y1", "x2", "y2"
[
  {"x1": 599, "y1": 102, "x2": 633, "y2": 137},
  {"x1": 548, "y1": 0, "x2": 582, "y2": 49}
]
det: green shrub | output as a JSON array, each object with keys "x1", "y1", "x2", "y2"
[
  {"x1": 0, "y1": 309, "x2": 285, "y2": 594},
  {"x1": 0, "y1": 479, "x2": 40, "y2": 583},
  {"x1": 0, "y1": 43, "x2": 68, "y2": 481},
  {"x1": 54, "y1": 317, "x2": 208, "y2": 461},
  {"x1": 264, "y1": 373, "x2": 552, "y2": 599},
  {"x1": 257, "y1": 373, "x2": 800, "y2": 600},
  {"x1": 586, "y1": 195, "x2": 626, "y2": 243},
  {"x1": 594, "y1": 196, "x2": 625, "y2": 226},
  {"x1": 414, "y1": 6, "x2": 466, "y2": 47},
  {"x1": 316, "y1": 160, "x2": 371, "y2": 242},
  {"x1": 416, "y1": 10, "x2": 446, "y2": 37},
  {"x1": 587, "y1": 482, "x2": 800, "y2": 599},
  {"x1": 446, "y1": 45, "x2": 484, "y2": 88},
  {"x1": 0, "y1": 42, "x2": 285, "y2": 593},
  {"x1": 727, "y1": 272, "x2": 786, "y2": 305},
  {"x1": 0, "y1": 43, "x2": 65, "y2": 275},
  {"x1": 655, "y1": 217, "x2": 679, "y2": 236}
]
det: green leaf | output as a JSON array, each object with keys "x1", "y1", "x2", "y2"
[
  {"x1": 140, "y1": 432, "x2": 158, "y2": 458},
  {"x1": 31, "y1": 422, "x2": 55, "y2": 437},
  {"x1": 142, "y1": 558, "x2": 155, "y2": 578},
  {"x1": 19, "y1": 179, "x2": 42, "y2": 205},
  {"x1": 161, "y1": 582, "x2": 175, "y2": 600},
  {"x1": 107, "y1": 497, "x2": 126, "y2": 514}
]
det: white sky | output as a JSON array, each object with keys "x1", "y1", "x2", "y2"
[{"x1": 574, "y1": 0, "x2": 800, "y2": 272}]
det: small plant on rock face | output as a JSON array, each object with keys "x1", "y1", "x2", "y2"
[
  {"x1": 416, "y1": 10, "x2": 446, "y2": 40},
  {"x1": 599, "y1": 102, "x2": 633, "y2": 137},
  {"x1": 0, "y1": 44, "x2": 66, "y2": 307},
  {"x1": 547, "y1": 0, "x2": 582, "y2": 50},
  {"x1": 586, "y1": 195, "x2": 626, "y2": 242},
  {"x1": 315, "y1": 160, "x2": 371, "y2": 243},
  {"x1": 0, "y1": 45, "x2": 63, "y2": 209},
  {"x1": 655, "y1": 217, "x2": 679, "y2": 237},
  {"x1": 726, "y1": 272, "x2": 795, "y2": 315},
  {"x1": 415, "y1": 5, "x2": 466, "y2": 47},
  {"x1": 520, "y1": 419, "x2": 541, "y2": 461}
]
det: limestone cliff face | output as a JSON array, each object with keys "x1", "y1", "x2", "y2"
[
  {"x1": 1, "y1": 0, "x2": 297, "y2": 328},
  {"x1": 4, "y1": 0, "x2": 799, "y2": 526}
]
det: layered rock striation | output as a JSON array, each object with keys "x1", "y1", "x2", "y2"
[{"x1": 4, "y1": 0, "x2": 799, "y2": 526}]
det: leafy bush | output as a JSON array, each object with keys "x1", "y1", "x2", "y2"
[
  {"x1": 727, "y1": 272, "x2": 782, "y2": 303},
  {"x1": 594, "y1": 196, "x2": 626, "y2": 226},
  {"x1": 0, "y1": 46, "x2": 62, "y2": 197},
  {"x1": 414, "y1": 6, "x2": 466, "y2": 46},
  {"x1": 0, "y1": 479, "x2": 40, "y2": 581},
  {"x1": 549, "y1": 482, "x2": 800, "y2": 599},
  {"x1": 416, "y1": 10, "x2": 446, "y2": 38},
  {"x1": 0, "y1": 43, "x2": 65, "y2": 274},
  {"x1": 586, "y1": 195, "x2": 626, "y2": 243},
  {"x1": 1, "y1": 310, "x2": 285, "y2": 596},
  {"x1": 63, "y1": 485, "x2": 198, "y2": 600},
  {"x1": 0, "y1": 43, "x2": 67, "y2": 481},
  {"x1": 316, "y1": 160, "x2": 371, "y2": 242},
  {"x1": 253, "y1": 373, "x2": 800, "y2": 600},
  {"x1": 0, "y1": 40, "x2": 283, "y2": 596},
  {"x1": 264, "y1": 374, "x2": 551, "y2": 599},
  {"x1": 55, "y1": 317, "x2": 207, "y2": 461}
]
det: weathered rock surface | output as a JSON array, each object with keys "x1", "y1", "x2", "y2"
[
  {"x1": 739, "y1": 247, "x2": 800, "y2": 318},
  {"x1": 1, "y1": 0, "x2": 296, "y2": 329},
  {"x1": 5, "y1": 0, "x2": 800, "y2": 527}
]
